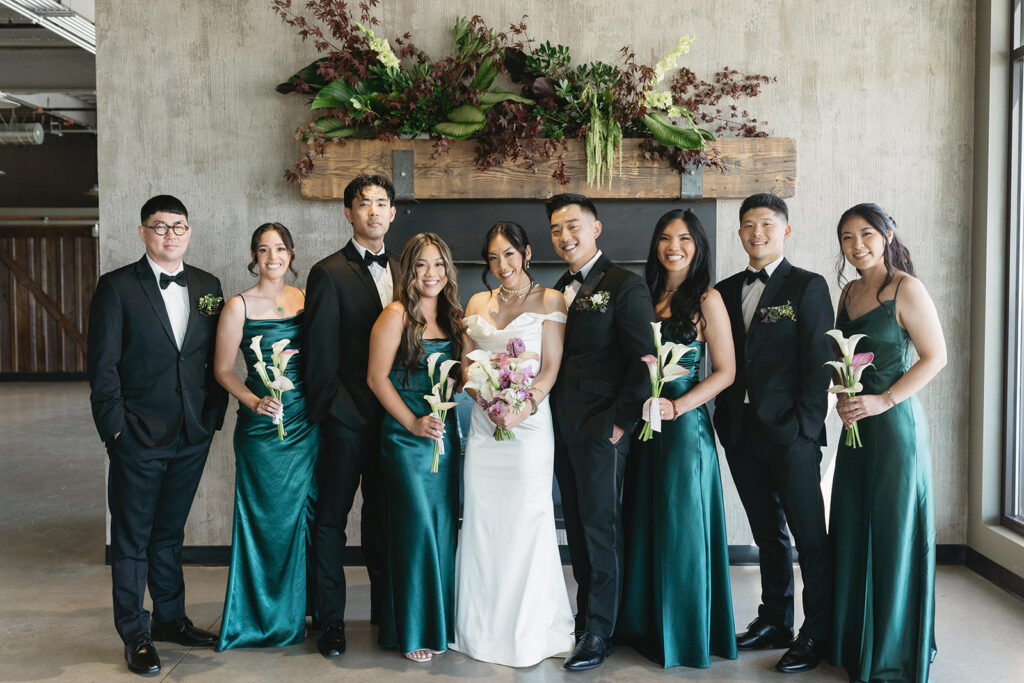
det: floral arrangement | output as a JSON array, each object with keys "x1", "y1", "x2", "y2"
[
  {"x1": 639, "y1": 321, "x2": 695, "y2": 441},
  {"x1": 197, "y1": 293, "x2": 223, "y2": 316},
  {"x1": 759, "y1": 300, "x2": 796, "y2": 324},
  {"x1": 574, "y1": 290, "x2": 610, "y2": 313},
  {"x1": 464, "y1": 337, "x2": 537, "y2": 441},
  {"x1": 249, "y1": 335, "x2": 299, "y2": 440},
  {"x1": 273, "y1": 0, "x2": 774, "y2": 185},
  {"x1": 423, "y1": 352, "x2": 459, "y2": 473},
  {"x1": 825, "y1": 330, "x2": 874, "y2": 448}
]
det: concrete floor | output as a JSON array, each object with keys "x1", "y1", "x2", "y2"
[{"x1": 2, "y1": 382, "x2": 1023, "y2": 682}]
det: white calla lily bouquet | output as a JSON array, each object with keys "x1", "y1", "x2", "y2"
[
  {"x1": 424, "y1": 352, "x2": 460, "y2": 473},
  {"x1": 249, "y1": 335, "x2": 298, "y2": 441},
  {"x1": 825, "y1": 329, "x2": 875, "y2": 449},
  {"x1": 639, "y1": 321, "x2": 695, "y2": 441}
]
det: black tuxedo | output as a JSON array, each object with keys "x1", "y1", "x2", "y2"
[
  {"x1": 303, "y1": 239, "x2": 399, "y2": 625},
  {"x1": 713, "y1": 257, "x2": 833, "y2": 641},
  {"x1": 87, "y1": 255, "x2": 227, "y2": 643},
  {"x1": 551, "y1": 254, "x2": 654, "y2": 638}
]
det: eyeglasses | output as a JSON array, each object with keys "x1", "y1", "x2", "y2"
[{"x1": 144, "y1": 221, "x2": 191, "y2": 236}]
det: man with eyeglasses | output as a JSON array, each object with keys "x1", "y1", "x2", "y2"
[{"x1": 87, "y1": 194, "x2": 228, "y2": 674}]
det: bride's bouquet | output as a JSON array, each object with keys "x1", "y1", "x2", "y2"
[
  {"x1": 249, "y1": 335, "x2": 298, "y2": 441},
  {"x1": 465, "y1": 337, "x2": 538, "y2": 441},
  {"x1": 423, "y1": 352, "x2": 459, "y2": 473}
]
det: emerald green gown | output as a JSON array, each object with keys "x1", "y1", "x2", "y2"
[
  {"x1": 217, "y1": 313, "x2": 319, "y2": 650},
  {"x1": 377, "y1": 339, "x2": 460, "y2": 654},
  {"x1": 830, "y1": 298, "x2": 936, "y2": 682},
  {"x1": 619, "y1": 339, "x2": 737, "y2": 668}
]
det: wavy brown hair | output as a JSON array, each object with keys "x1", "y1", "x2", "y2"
[{"x1": 396, "y1": 232, "x2": 464, "y2": 382}]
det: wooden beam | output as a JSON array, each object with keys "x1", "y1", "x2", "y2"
[{"x1": 300, "y1": 137, "x2": 795, "y2": 200}]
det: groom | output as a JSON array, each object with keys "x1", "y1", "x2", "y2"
[
  {"x1": 87, "y1": 195, "x2": 228, "y2": 674},
  {"x1": 713, "y1": 193, "x2": 833, "y2": 674},
  {"x1": 548, "y1": 193, "x2": 654, "y2": 672},
  {"x1": 304, "y1": 174, "x2": 399, "y2": 657}
]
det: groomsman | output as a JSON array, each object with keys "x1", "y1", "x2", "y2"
[
  {"x1": 304, "y1": 174, "x2": 399, "y2": 657},
  {"x1": 713, "y1": 194, "x2": 833, "y2": 673},
  {"x1": 548, "y1": 193, "x2": 654, "y2": 671},
  {"x1": 87, "y1": 195, "x2": 228, "y2": 674}
]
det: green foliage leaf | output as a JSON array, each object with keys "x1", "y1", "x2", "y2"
[
  {"x1": 315, "y1": 117, "x2": 355, "y2": 139},
  {"x1": 642, "y1": 112, "x2": 706, "y2": 149},
  {"x1": 446, "y1": 104, "x2": 486, "y2": 123},
  {"x1": 470, "y1": 56, "x2": 499, "y2": 90},
  {"x1": 433, "y1": 120, "x2": 486, "y2": 139},
  {"x1": 477, "y1": 91, "x2": 535, "y2": 108},
  {"x1": 312, "y1": 79, "x2": 377, "y2": 110}
]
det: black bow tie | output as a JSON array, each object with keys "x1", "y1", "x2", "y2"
[
  {"x1": 363, "y1": 252, "x2": 388, "y2": 268},
  {"x1": 569, "y1": 270, "x2": 586, "y2": 284},
  {"x1": 744, "y1": 269, "x2": 769, "y2": 285},
  {"x1": 159, "y1": 271, "x2": 186, "y2": 289}
]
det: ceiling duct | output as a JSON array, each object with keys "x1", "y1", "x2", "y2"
[
  {"x1": 0, "y1": 1, "x2": 95, "y2": 53},
  {"x1": 0, "y1": 123, "x2": 44, "y2": 144}
]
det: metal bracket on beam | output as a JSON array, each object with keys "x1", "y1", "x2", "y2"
[
  {"x1": 680, "y1": 162, "x2": 703, "y2": 200},
  {"x1": 392, "y1": 150, "x2": 414, "y2": 200}
]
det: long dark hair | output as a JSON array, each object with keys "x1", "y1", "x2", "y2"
[
  {"x1": 835, "y1": 203, "x2": 915, "y2": 304},
  {"x1": 396, "y1": 233, "x2": 464, "y2": 379},
  {"x1": 247, "y1": 222, "x2": 298, "y2": 279},
  {"x1": 480, "y1": 221, "x2": 536, "y2": 294},
  {"x1": 644, "y1": 209, "x2": 711, "y2": 344}
]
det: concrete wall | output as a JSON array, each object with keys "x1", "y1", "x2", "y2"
[{"x1": 96, "y1": 0, "x2": 975, "y2": 547}]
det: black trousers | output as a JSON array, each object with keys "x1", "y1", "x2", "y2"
[
  {"x1": 554, "y1": 435, "x2": 628, "y2": 639},
  {"x1": 107, "y1": 428, "x2": 211, "y2": 643},
  {"x1": 314, "y1": 420, "x2": 386, "y2": 625},
  {"x1": 724, "y1": 405, "x2": 832, "y2": 641}
]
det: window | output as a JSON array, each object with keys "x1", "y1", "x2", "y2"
[{"x1": 1004, "y1": 0, "x2": 1024, "y2": 534}]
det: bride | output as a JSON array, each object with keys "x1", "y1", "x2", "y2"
[{"x1": 452, "y1": 221, "x2": 575, "y2": 667}]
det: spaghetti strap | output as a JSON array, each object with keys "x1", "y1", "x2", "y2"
[
  {"x1": 239, "y1": 294, "x2": 247, "y2": 318},
  {"x1": 892, "y1": 276, "x2": 905, "y2": 303}
]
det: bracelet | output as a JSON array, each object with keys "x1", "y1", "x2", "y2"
[
  {"x1": 886, "y1": 389, "x2": 897, "y2": 407},
  {"x1": 527, "y1": 396, "x2": 539, "y2": 415}
]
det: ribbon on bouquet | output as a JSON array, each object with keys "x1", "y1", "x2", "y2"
[{"x1": 641, "y1": 397, "x2": 662, "y2": 434}]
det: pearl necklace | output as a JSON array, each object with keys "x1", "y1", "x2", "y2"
[{"x1": 498, "y1": 282, "x2": 531, "y2": 303}]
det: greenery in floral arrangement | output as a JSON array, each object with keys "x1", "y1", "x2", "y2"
[{"x1": 273, "y1": 0, "x2": 774, "y2": 186}]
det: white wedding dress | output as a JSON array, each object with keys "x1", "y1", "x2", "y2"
[{"x1": 452, "y1": 311, "x2": 575, "y2": 667}]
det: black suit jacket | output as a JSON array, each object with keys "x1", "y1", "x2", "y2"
[
  {"x1": 552, "y1": 254, "x2": 655, "y2": 446},
  {"x1": 303, "y1": 240, "x2": 399, "y2": 431},
  {"x1": 87, "y1": 256, "x2": 228, "y2": 448},
  {"x1": 712, "y1": 258, "x2": 833, "y2": 450}
]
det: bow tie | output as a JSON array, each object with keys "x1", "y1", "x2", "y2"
[
  {"x1": 159, "y1": 271, "x2": 186, "y2": 289},
  {"x1": 569, "y1": 270, "x2": 586, "y2": 284},
  {"x1": 363, "y1": 252, "x2": 388, "y2": 268},
  {"x1": 744, "y1": 269, "x2": 769, "y2": 285}
]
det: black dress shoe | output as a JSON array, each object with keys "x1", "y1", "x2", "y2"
[
  {"x1": 563, "y1": 632, "x2": 612, "y2": 671},
  {"x1": 317, "y1": 621, "x2": 346, "y2": 657},
  {"x1": 571, "y1": 629, "x2": 585, "y2": 645},
  {"x1": 736, "y1": 616, "x2": 794, "y2": 650},
  {"x1": 150, "y1": 616, "x2": 216, "y2": 647},
  {"x1": 775, "y1": 634, "x2": 824, "y2": 673},
  {"x1": 124, "y1": 634, "x2": 160, "y2": 674}
]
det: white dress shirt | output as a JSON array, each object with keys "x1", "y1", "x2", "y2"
[
  {"x1": 353, "y1": 240, "x2": 393, "y2": 308},
  {"x1": 146, "y1": 255, "x2": 189, "y2": 349},
  {"x1": 740, "y1": 254, "x2": 783, "y2": 402},
  {"x1": 564, "y1": 250, "x2": 603, "y2": 307}
]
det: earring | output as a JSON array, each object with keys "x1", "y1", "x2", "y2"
[{"x1": 525, "y1": 261, "x2": 530, "y2": 270}]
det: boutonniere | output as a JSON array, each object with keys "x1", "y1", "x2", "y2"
[
  {"x1": 198, "y1": 293, "x2": 224, "y2": 316},
  {"x1": 574, "y1": 290, "x2": 611, "y2": 313},
  {"x1": 758, "y1": 300, "x2": 796, "y2": 324}
]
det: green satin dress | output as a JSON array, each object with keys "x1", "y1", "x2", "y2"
[
  {"x1": 830, "y1": 298, "x2": 936, "y2": 682},
  {"x1": 619, "y1": 339, "x2": 737, "y2": 668},
  {"x1": 377, "y1": 339, "x2": 460, "y2": 654},
  {"x1": 216, "y1": 313, "x2": 319, "y2": 651}
]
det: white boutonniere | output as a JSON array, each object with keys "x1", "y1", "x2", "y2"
[{"x1": 575, "y1": 290, "x2": 610, "y2": 313}]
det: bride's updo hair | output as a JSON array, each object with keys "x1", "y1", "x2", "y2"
[
  {"x1": 480, "y1": 221, "x2": 536, "y2": 294},
  {"x1": 248, "y1": 222, "x2": 298, "y2": 279}
]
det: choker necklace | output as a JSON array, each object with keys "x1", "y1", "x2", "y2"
[{"x1": 498, "y1": 282, "x2": 531, "y2": 303}]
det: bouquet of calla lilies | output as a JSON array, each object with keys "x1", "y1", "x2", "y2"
[
  {"x1": 465, "y1": 337, "x2": 538, "y2": 442},
  {"x1": 639, "y1": 321, "x2": 695, "y2": 441},
  {"x1": 825, "y1": 329, "x2": 874, "y2": 449},
  {"x1": 249, "y1": 335, "x2": 298, "y2": 441},
  {"x1": 424, "y1": 352, "x2": 460, "y2": 473}
]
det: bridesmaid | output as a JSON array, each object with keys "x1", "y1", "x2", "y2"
[
  {"x1": 213, "y1": 223, "x2": 319, "y2": 650},
  {"x1": 618, "y1": 209, "x2": 737, "y2": 668},
  {"x1": 830, "y1": 203, "x2": 946, "y2": 682},
  {"x1": 367, "y1": 232, "x2": 463, "y2": 663}
]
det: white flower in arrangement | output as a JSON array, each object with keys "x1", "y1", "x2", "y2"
[
  {"x1": 355, "y1": 21, "x2": 401, "y2": 70},
  {"x1": 651, "y1": 34, "x2": 695, "y2": 87},
  {"x1": 248, "y1": 334, "x2": 298, "y2": 441},
  {"x1": 643, "y1": 89, "x2": 674, "y2": 111},
  {"x1": 423, "y1": 352, "x2": 460, "y2": 473}
]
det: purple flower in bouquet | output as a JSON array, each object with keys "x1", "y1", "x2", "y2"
[
  {"x1": 507, "y1": 337, "x2": 526, "y2": 356},
  {"x1": 465, "y1": 337, "x2": 539, "y2": 442}
]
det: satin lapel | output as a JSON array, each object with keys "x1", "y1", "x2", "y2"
[
  {"x1": 134, "y1": 257, "x2": 177, "y2": 348},
  {"x1": 343, "y1": 241, "x2": 383, "y2": 308},
  {"x1": 723, "y1": 273, "x2": 746, "y2": 349},
  {"x1": 179, "y1": 266, "x2": 200, "y2": 350},
  {"x1": 553, "y1": 269, "x2": 572, "y2": 293},
  {"x1": 746, "y1": 258, "x2": 791, "y2": 347},
  {"x1": 565, "y1": 256, "x2": 610, "y2": 340}
]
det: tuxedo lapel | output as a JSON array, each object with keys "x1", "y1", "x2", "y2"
[
  {"x1": 564, "y1": 255, "x2": 610, "y2": 339},
  {"x1": 179, "y1": 266, "x2": 200, "y2": 350},
  {"x1": 722, "y1": 274, "x2": 747, "y2": 349},
  {"x1": 746, "y1": 258, "x2": 792, "y2": 349},
  {"x1": 343, "y1": 241, "x2": 383, "y2": 308},
  {"x1": 134, "y1": 257, "x2": 177, "y2": 348}
]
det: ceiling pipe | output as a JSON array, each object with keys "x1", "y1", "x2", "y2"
[{"x1": 0, "y1": 123, "x2": 45, "y2": 144}]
